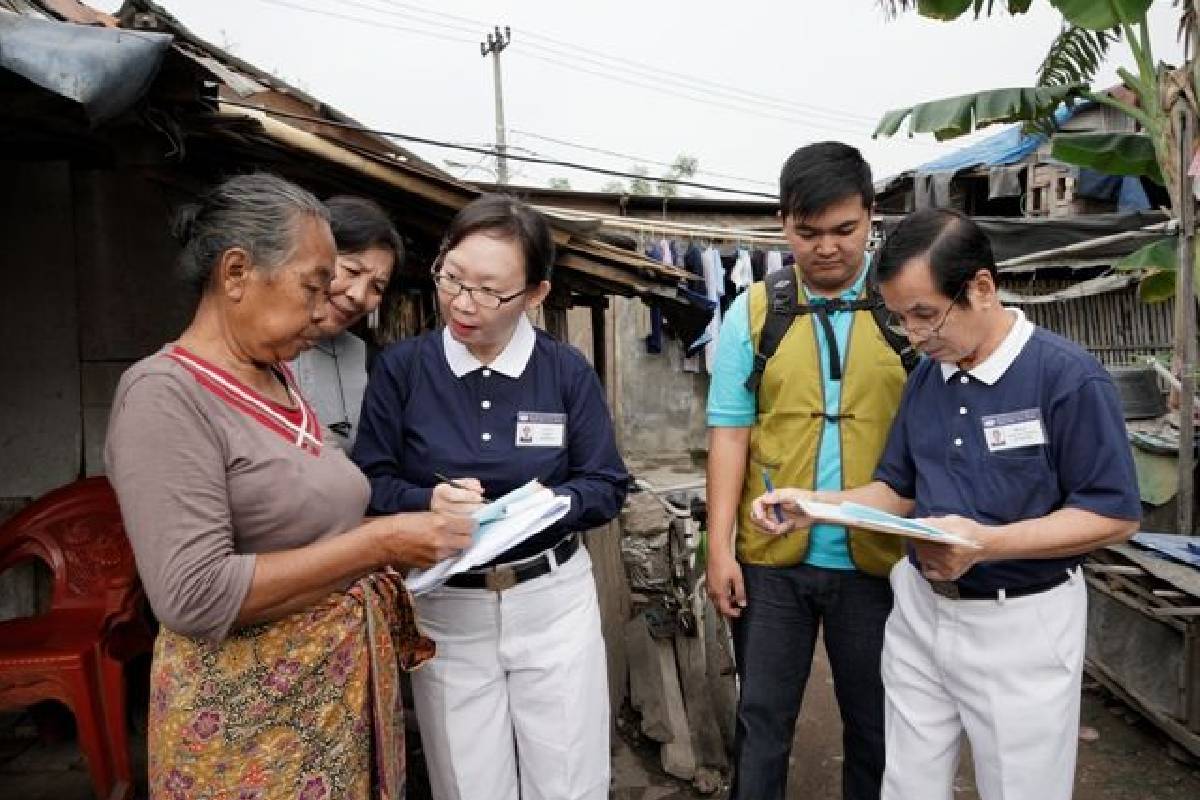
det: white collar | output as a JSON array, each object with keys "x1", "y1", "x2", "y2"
[
  {"x1": 940, "y1": 308, "x2": 1035, "y2": 385},
  {"x1": 443, "y1": 314, "x2": 537, "y2": 379}
]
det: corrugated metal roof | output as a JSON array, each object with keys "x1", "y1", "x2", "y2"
[{"x1": 2, "y1": 0, "x2": 693, "y2": 309}]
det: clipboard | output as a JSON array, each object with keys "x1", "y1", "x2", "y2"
[
  {"x1": 406, "y1": 481, "x2": 572, "y2": 595},
  {"x1": 797, "y1": 500, "x2": 983, "y2": 549}
]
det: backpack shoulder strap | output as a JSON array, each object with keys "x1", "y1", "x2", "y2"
[
  {"x1": 858, "y1": 262, "x2": 920, "y2": 374},
  {"x1": 743, "y1": 269, "x2": 802, "y2": 393}
]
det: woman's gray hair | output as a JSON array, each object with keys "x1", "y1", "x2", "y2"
[{"x1": 174, "y1": 173, "x2": 330, "y2": 293}]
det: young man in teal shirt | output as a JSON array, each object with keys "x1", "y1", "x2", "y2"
[{"x1": 706, "y1": 142, "x2": 906, "y2": 800}]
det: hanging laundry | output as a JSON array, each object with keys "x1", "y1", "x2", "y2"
[
  {"x1": 701, "y1": 247, "x2": 725, "y2": 373},
  {"x1": 644, "y1": 240, "x2": 675, "y2": 354},
  {"x1": 765, "y1": 250, "x2": 784, "y2": 276},
  {"x1": 659, "y1": 238, "x2": 674, "y2": 267},
  {"x1": 645, "y1": 308, "x2": 664, "y2": 354},
  {"x1": 684, "y1": 243, "x2": 705, "y2": 278},
  {"x1": 730, "y1": 248, "x2": 753, "y2": 292},
  {"x1": 719, "y1": 250, "x2": 738, "y2": 310},
  {"x1": 750, "y1": 250, "x2": 767, "y2": 282}
]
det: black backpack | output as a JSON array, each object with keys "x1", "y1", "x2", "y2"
[{"x1": 743, "y1": 266, "x2": 918, "y2": 394}]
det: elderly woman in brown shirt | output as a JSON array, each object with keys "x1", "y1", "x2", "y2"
[{"x1": 104, "y1": 173, "x2": 472, "y2": 800}]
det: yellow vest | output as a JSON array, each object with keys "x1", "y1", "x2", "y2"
[{"x1": 736, "y1": 272, "x2": 907, "y2": 576}]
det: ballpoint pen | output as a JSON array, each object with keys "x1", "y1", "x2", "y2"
[
  {"x1": 760, "y1": 468, "x2": 786, "y2": 524},
  {"x1": 434, "y1": 472, "x2": 482, "y2": 496}
]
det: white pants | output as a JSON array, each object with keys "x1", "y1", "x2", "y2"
[
  {"x1": 881, "y1": 558, "x2": 1087, "y2": 800},
  {"x1": 411, "y1": 545, "x2": 610, "y2": 800}
]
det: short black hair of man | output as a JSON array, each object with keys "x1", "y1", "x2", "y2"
[
  {"x1": 778, "y1": 141, "x2": 873, "y2": 221},
  {"x1": 874, "y1": 208, "x2": 998, "y2": 306}
]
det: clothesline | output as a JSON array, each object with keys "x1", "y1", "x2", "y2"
[
  {"x1": 536, "y1": 204, "x2": 789, "y2": 245},
  {"x1": 642, "y1": 238, "x2": 790, "y2": 376}
]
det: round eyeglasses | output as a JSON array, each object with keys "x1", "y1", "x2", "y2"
[
  {"x1": 431, "y1": 271, "x2": 528, "y2": 311},
  {"x1": 883, "y1": 284, "x2": 967, "y2": 340}
]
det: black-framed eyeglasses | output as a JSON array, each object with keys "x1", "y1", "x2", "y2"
[
  {"x1": 431, "y1": 271, "x2": 527, "y2": 310},
  {"x1": 884, "y1": 283, "x2": 968, "y2": 340}
]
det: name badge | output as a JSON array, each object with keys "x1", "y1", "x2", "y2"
[
  {"x1": 516, "y1": 412, "x2": 566, "y2": 448},
  {"x1": 980, "y1": 408, "x2": 1047, "y2": 452}
]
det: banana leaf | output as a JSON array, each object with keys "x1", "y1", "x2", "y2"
[
  {"x1": 913, "y1": 0, "x2": 1033, "y2": 18},
  {"x1": 1138, "y1": 270, "x2": 1177, "y2": 303},
  {"x1": 873, "y1": 84, "x2": 1086, "y2": 141},
  {"x1": 1115, "y1": 237, "x2": 1178, "y2": 272},
  {"x1": 1049, "y1": 0, "x2": 1153, "y2": 30},
  {"x1": 1050, "y1": 132, "x2": 1164, "y2": 184}
]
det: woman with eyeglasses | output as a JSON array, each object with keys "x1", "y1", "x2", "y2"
[
  {"x1": 290, "y1": 196, "x2": 402, "y2": 452},
  {"x1": 352, "y1": 194, "x2": 628, "y2": 800}
]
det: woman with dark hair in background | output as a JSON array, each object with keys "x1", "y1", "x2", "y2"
[
  {"x1": 353, "y1": 194, "x2": 628, "y2": 800},
  {"x1": 291, "y1": 195, "x2": 404, "y2": 452},
  {"x1": 105, "y1": 173, "x2": 473, "y2": 800}
]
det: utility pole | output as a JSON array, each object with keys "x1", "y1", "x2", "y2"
[{"x1": 480, "y1": 25, "x2": 512, "y2": 185}]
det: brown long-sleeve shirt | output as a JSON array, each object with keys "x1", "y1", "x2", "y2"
[{"x1": 105, "y1": 346, "x2": 370, "y2": 643}]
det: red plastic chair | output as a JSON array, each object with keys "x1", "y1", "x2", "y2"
[{"x1": 0, "y1": 477, "x2": 153, "y2": 800}]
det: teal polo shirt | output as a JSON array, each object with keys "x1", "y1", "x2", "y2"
[{"x1": 707, "y1": 258, "x2": 872, "y2": 570}]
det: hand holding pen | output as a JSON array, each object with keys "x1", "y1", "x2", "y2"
[
  {"x1": 752, "y1": 471, "x2": 818, "y2": 537},
  {"x1": 760, "y1": 469, "x2": 786, "y2": 524},
  {"x1": 431, "y1": 472, "x2": 485, "y2": 517}
]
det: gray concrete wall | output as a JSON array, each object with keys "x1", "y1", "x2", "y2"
[
  {"x1": 612, "y1": 296, "x2": 709, "y2": 461},
  {"x1": 0, "y1": 165, "x2": 189, "y2": 619},
  {"x1": 72, "y1": 169, "x2": 192, "y2": 475},
  {"x1": 0, "y1": 162, "x2": 81, "y2": 502},
  {"x1": 0, "y1": 162, "x2": 81, "y2": 621}
]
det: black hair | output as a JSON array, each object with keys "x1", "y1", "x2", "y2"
[
  {"x1": 325, "y1": 195, "x2": 405, "y2": 270},
  {"x1": 874, "y1": 208, "x2": 997, "y2": 304},
  {"x1": 778, "y1": 141, "x2": 873, "y2": 221},
  {"x1": 173, "y1": 173, "x2": 328, "y2": 294},
  {"x1": 437, "y1": 194, "x2": 554, "y2": 286}
]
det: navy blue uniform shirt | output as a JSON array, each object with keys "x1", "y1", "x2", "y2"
[
  {"x1": 352, "y1": 318, "x2": 629, "y2": 565},
  {"x1": 873, "y1": 313, "x2": 1140, "y2": 593}
]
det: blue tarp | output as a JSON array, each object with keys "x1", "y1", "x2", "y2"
[
  {"x1": 914, "y1": 105, "x2": 1073, "y2": 175},
  {"x1": 1132, "y1": 532, "x2": 1200, "y2": 570},
  {"x1": 915, "y1": 122, "x2": 1048, "y2": 174},
  {"x1": 910, "y1": 104, "x2": 1151, "y2": 213}
]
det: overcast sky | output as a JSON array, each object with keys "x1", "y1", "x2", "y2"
[{"x1": 93, "y1": 0, "x2": 1185, "y2": 198}]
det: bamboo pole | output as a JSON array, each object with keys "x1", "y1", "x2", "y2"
[{"x1": 1176, "y1": 101, "x2": 1196, "y2": 535}]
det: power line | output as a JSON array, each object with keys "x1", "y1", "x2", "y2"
[
  {"x1": 254, "y1": 0, "x2": 474, "y2": 44},
  {"x1": 249, "y1": 0, "x2": 949, "y2": 152},
  {"x1": 219, "y1": 98, "x2": 779, "y2": 198},
  {"x1": 346, "y1": 0, "x2": 882, "y2": 125},
  {"x1": 320, "y1": 0, "x2": 948, "y2": 147},
  {"x1": 333, "y1": 0, "x2": 880, "y2": 126},
  {"x1": 512, "y1": 42, "x2": 873, "y2": 129},
  {"x1": 511, "y1": 48, "x2": 889, "y2": 142},
  {"x1": 258, "y1": 0, "x2": 875, "y2": 139},
  {"x1": 509, "y1": 129, "x2": 775, "y2": 188}
]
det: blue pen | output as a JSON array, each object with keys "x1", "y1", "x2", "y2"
[{"x1": 761, "y1": 468, "x2": 786, "y2": 524}]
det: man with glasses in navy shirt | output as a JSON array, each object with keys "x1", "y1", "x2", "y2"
[{"x1": 752, "y1": 209, "x2": 1140, "y2": 800}]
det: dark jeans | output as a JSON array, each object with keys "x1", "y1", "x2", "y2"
[{"x1": 729, "y1": 563, "x2": 893, "y2": 800}]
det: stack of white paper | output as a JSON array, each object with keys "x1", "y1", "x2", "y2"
[
  {"x1": 797, "y1": 500, "x2": 981, "y2": 548},
  {"x1": 406, "y1": 480, "x2": 572, "y2": 595}
]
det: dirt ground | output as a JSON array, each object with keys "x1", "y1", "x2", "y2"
[
  {"x1": 611, "y1": 640, "x2": 1200, "y2": 800},
  {"x1": 3, "y1": 642, "x2": 1199, "y2": 800}
]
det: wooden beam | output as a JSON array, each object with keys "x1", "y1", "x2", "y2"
[
  {"x1": 1086, "y1": 658, "x2": 1200, "y2": 758},
  {"x1": 591, "y1": 303, "x2": 607, "y2": 392},
  {"x1": 216, "y1": 104, "x2": 472, "y2": 210},
  {"x1": 1177, "y1": 101, "x2": 1197, "y2": 536}
]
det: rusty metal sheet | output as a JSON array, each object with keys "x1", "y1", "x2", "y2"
[{"x1": 0, "y1": 13, "x2": 171, "y2": 123}]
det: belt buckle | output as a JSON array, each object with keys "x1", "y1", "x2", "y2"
[
  {"x1": 485, "y1": 567, "x2": 518, "y2": 593},
  {"x1": 928, "y1": 580, "x2": 960, "y2": 600}
]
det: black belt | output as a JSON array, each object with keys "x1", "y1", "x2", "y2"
[
  {"x1": 926, "y1": 570, "x2": 1072, "y2": 600},
  {"x1": 445, "y1": 535, "x2": 580, "y2": 592}
]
